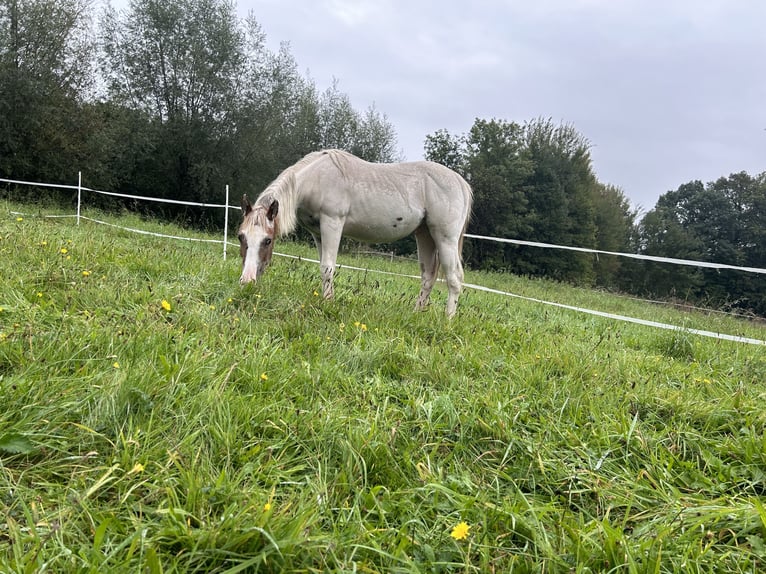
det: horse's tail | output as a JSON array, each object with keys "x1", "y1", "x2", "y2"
[{"x1": 458, "y1": 178, "x2": 473, "y2": 262}]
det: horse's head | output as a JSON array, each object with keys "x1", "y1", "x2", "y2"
[{"x1": 238, "y1": 194, "x2": 279, "y2": 284}]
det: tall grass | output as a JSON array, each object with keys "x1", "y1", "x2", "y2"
[{"x1": 1, "y1": 202, "x2": 765, "y2": 573}]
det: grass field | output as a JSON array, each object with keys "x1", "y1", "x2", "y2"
[{"x1": 1, "y1": 201, "x2": 765, "y2": 573}]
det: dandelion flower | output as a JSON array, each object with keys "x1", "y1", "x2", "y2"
[
  {"x1": 161, "y1": 299, "x2": 172, "y2": 312},
  {"x1": 60, "y1": 247, "x2": 68, "y2": 254},
  {"x1": 450, "y1": 521, "x2": 471, "y2": 540},
  {"x1": 16, "y1": 217, "x2": 23, "y2": 222},
  {"x1": 113, "y1": 361, "x2": 120, "y2": 369},
  {"x1": 82, "y1": 270, "x2": 91, "y2": 277},
  {"x1": 260, "y1": 372, "x2": 268, "y2": 381},
  {"x1": 360, "y1": 323, "x2": 368, "y2": 332},
  {"x1": 263, "y1": 502, "x2": 272, "y2": 512}
]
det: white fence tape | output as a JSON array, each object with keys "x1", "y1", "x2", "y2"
[
  {"x1": 3, "y1": 175, "x2": 764, "y2": 345},
  {"x1": 464, "y1": 234, "x2": 766, "y2": 275},
  {"x1": 1, "y1": 177, "x2": 230, "y2": 208}
]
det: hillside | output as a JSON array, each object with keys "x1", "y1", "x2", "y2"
[{"x1": 1, "y1": 203, "x2": 765, "y2": 572}]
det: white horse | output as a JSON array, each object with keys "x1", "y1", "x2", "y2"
[{"x1": 238, "y1": 149, "x2": 472, "y2": 317}]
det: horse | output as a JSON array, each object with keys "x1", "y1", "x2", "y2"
[{"x1": 237, "y1": 149, "x2": 472, "y2": 317}]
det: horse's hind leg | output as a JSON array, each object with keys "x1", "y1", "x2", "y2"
[
  {"x1": 434, "y1": 237, "x2": 464, "y2": 318},
  {"x1": 414, "y1": 227, "x2": 439, "y2": 311}
]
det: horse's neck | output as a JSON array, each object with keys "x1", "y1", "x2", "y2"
[{"x1": 265, "y1": 150, "x2": 340, "y2": 236}]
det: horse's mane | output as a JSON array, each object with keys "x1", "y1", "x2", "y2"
[{"x1": 256, "y1": 150, "x2": 354, "y2": 236}]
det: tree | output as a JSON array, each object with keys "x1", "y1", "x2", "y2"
[
  {"x1": 234, "y1": 40, "x2": 322, "y2": 193},
  {"x1": 520, "y1": 118, "x2": 597, "y2": 282},
  {"x1": 352, "y1": 104, "x2": 401, "y2": 163},
  {"x1": 425, "y1": 117, "x2": 637, "y2": 287},
  {"x1": 424, "y1": 129, "x2": 465, "y2": 173},
  {"x1": 318, "y1": 82, "x2": 401, "y2": 163},
  {"x1": 592, "y1": 183, "x2": 637, "y2": 287},
  {"x1": 0, "y1": 0, "x2": 95, "y2": 183},
  {"x1": 100, "y1": 0, "x2": 246, "y2": 201},
  {"x1": 462, "y1": 118, "x2": 533, "y2": 269},
  {"x1": 317, "y1": 79, "x2": 358, "y2": 152},
  {"x1": 636, "y1": 174, "x2": 766, "y2": 314}
]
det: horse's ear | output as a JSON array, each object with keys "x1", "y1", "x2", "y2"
[
  {"x1": 241, "y1": 194, "x2": 252, "y2": 215},
  {"x1": 267, "y1": 199, "x2": 279, "y2": 221}
]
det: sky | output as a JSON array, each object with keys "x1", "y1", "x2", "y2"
[{"x1": 237, "y1": 0, "x2": 766, "y2": 212}]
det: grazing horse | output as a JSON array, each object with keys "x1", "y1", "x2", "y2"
[{"x1": 238, "y1": 149, "x2": 472, "y2": 317}]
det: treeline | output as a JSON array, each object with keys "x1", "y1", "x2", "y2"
[
  {"x1": 2, "y1": 1, "x2": 763, "y2": 316},
  {"x1": 425, "y1": 119, "x2": 765, "y2": 316},
  {"x1": 0, "y1": 0, "x2": 400, "y2": 222}
]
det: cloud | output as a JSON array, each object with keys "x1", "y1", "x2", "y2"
[{"x1": 244, "y1": 0, "x2": 766, "y2": 209}]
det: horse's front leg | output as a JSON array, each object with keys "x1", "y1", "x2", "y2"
[{"x1": 318, "y1": 216, "x2": 344, "y2": 300}]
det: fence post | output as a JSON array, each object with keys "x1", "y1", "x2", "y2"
[
  {"x1": 223, "y1": 184, "x2": 230, "y2": 260},
  {"x1": 76, "y1": 171, "x2": 82, "y2": 225}
]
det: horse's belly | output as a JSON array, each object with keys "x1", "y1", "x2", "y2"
[
  {"x1": 342, "y1": 218, "x2": 420, "y2": 243},
  {"x1": 342, "y1": 200, "x2": 424, "y2": 242}
]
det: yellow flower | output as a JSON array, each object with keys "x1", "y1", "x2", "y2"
[
  {"x1": 360, "y1": 323, "x2": 367, "y2": 332},
  {"x1": 263, "y1": 502, "x2": 272, "y2": 512},
  {"x1": 129, "y1": 462, "x2": 145, "y2": 474},
  {"x1": 16, "y1": 217, "x2": 23, "y2": 222},
  {"x1": 260, "y1": 372, "x2": 268, "y2": 381},
  {"x1": 313, "y1": 290, "x2": 319, "y2": 297},
  {"x1": 161, "y1": 299, "x2": 172, "y2": 312},
  {"x1": 450, "y1": 521, "x2": 471, "y2": 540},
  {"x1": 40, "y1": 241, "x2": 47, "y2": 246},
  {"x1": 82, "y1": 270, "x2": 91, "y2": 277},
  {"x1": 113, "y1": 361, "x2": 120, "y2": 369},
  {"x1": 60, "y1": 247, "x2": 68, "y2": 254}
]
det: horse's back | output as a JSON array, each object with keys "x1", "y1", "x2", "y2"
[{"x1": 301, "y1": 150, "x2": 471, "y2": 237}]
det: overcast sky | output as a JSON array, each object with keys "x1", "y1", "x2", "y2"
[{"x1": 237, "y1": 0, "x2": 765, "y2": 212}]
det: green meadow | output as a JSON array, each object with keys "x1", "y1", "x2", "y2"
[{"x1": 1, "y1": 202, "x2": 765, "y2": 573}]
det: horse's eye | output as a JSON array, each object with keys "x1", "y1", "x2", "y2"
[
  {"x1": 263, "y1": 238, "x2": 272, "y2": 246},
  {"x1": 238, "y1": 233, "x2": 246, "y2": 245}
]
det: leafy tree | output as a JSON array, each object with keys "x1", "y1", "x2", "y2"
[
  {"x1": 0, "y1": 0, "x2": 95, "y2": 184},
  {"x1": 318, "y1": 82, "x2": 401, "y2": 163},
  {"x1": 351, "y1": 104, "x2": 401, "y2": 163},
  {"x1": 520, "y1": 118, "x2": 597, "y2": 282},
  {"x1": 234, "y1": 40, "x2": 321, "y2": 194},
  {"x1": 99, "y1": 0, "x2": 246, "y2": 203},
  {"x1": 637, "y1": 174, "x2": 766, "y2": 314},
  {"x1": 635, "y1": 203, "x2": 704, "y2": 299},
  {"x1": 592, "y1": 183, "x2": 637, "y2": 287},
  {"x1": 317, "y1": 79, "x2": 358, "y2": 152},
  {"x1": 462, "y1": 118, "x2": 533, "y2": 268},
  {"x1": 424, "y1": 129, "x2": 465, "y2": 173},
  {"x1": 426, "y1": 117, "x2": 617, "y2": 283}
]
